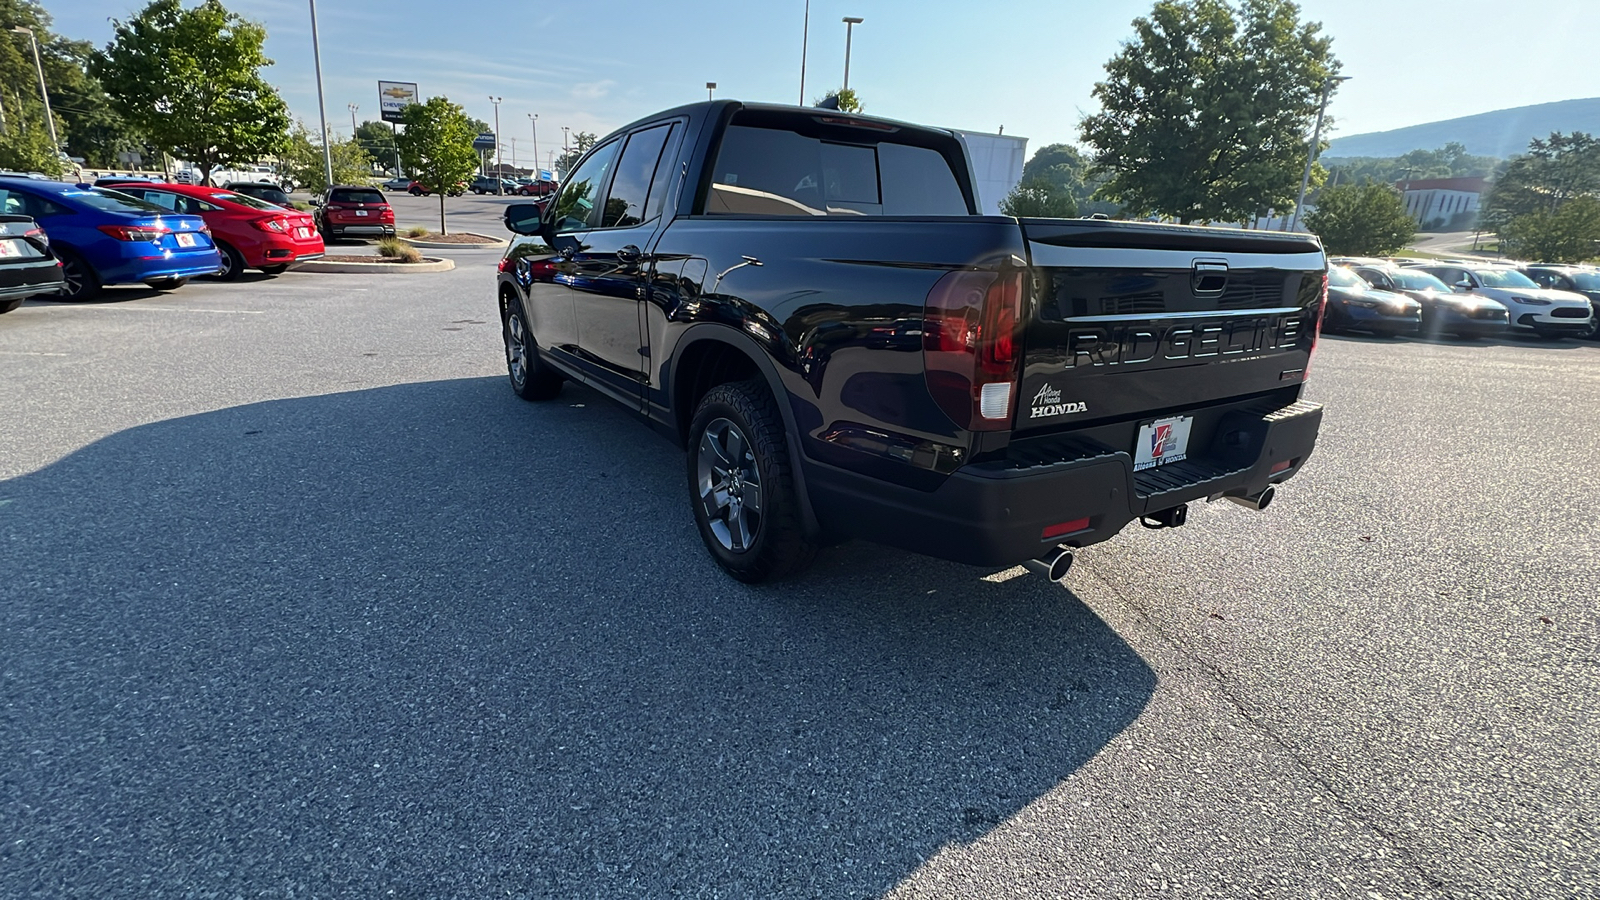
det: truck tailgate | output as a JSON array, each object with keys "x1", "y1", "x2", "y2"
[{"x1": 1015, "y1": 219, "x2": 1325, "y2": 432}]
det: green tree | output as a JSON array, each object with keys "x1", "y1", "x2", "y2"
[
  {"x1": 1080, "y1": 0, "x2": 1340, "y2": 224},
  {"x1": 1482, "y1": 132, "x2": 1600, "y2": 230},
  {"x1": 999, "y1": 178, "x2": 1078, "y2": 218},
  {"x1": 1020, "y1": 142, "x2": 1120, "y2": 216},
  {"x1": 815, "y1": 87, "x2": 862, "y2": 113},
  {"x1": 1302, "y1": 181, "x2": 1416, "y2": 255},
  {"x1": 1325, "y1": 142, "x2": 1500, "y2": 186},
  {"x1": 2, "y1": 0, "x2": 140, "y2": 169},
  {"x1": 1499, "y1": 196, "x2": 1600, "y2": 263},
  {"x1": 353, "y1": 119, "x2": 399, "y2": 169},
  {"x1": 279, "y1": 121, "x2": 374, "y2": 194},
  {"x1": 92, "y1": 0, "x2": 289, "y2": 185},
  {"x1": 554, "y1": 130, "x2": 598, "y2": 177},
  {"x1": 396, "y1": 96, "x2": 478, "y2": 234},
  {"x1": 0, "y1": 104, "x2": 62, "y2": 175}
]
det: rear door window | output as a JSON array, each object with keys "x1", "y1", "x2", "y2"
[
  {"x1": 0, "y1": 187, "x2": 66, "y2": 218},
  {"x1": 600, "y1": 123, "x2": 674, "y2": 229},
  {"x1": 706, "y1": 123, "x2": 968, "y2": 217}
]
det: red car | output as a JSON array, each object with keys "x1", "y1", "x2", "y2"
[
  {"x1": 110, "y1": 182, "x2": 324, "y2": 279},
  {"x1": 313, "y1": 185, "x2": 397, "y2": 242},
  {"x1": 407, "y1": 180, "x2": 464, "y2": 197},
  {"x1": 515, "y1": 179, "x2": 559, "y2": 197}
]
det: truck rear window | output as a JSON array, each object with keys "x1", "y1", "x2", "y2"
[{"x1": 707, "y1": 123, "x2": 969, "y2": 217}]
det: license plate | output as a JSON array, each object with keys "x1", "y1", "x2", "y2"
[
  {"x1": 1133, "y1": 415, "x2": 1193, "y2": 472},
  {"x1": 175, "y1": 232, "x2": 199, "y2": 247},
  {"x1": 295, "y1": 226, "x2": 311, "y2": 238},
  {"x1": 0, "y1": 239, "x2": 19, "y2": 258},
  {"x1": 355, "y1": 210, "x2": 368, "y2": 216}
]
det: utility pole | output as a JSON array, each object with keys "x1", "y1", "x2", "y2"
[
  {"x1": 307, "y1": 0, "x2": 332, "y2": 188},
  {"x1": 528, "y1": 113, "x2": 539, "y2": 179},
  {"x1": 799, "y1": 0, "x2": 810, "y2": 105},
  {"x1": 1288, "y1": 74, "x2": 1351, "y2": 233},
  {"x1": 348, "y1": 103, "x2": 358, "y2": 136},
  {"x1": 842, "y1": 17, "x2": 863, "y2": 92},
  {"x1": 489, "y1": 96, "x2": 503, "y2": 193},
  {"x1": 707, "y1": 82, "x2": 716, "y2": 101},
  {"x1": 10, "y1": 26, "x2": 56, "y2": 147}
]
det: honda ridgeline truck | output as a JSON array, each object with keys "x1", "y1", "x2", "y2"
[{"x1": 496, "y1": 100, "x2": 1327, "y2": 583}]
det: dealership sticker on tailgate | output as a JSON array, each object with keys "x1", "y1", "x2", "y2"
[{"x1": 1133, "y1": 415, "x2": 1193, "y2": 471}]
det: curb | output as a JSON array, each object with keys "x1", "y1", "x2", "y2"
[
  {"x1": 400, "y1": 232, "x2": 508, "y2": 249},
  {"x1": 293, "y1": 257, "x2": 455, "y2": 274}
]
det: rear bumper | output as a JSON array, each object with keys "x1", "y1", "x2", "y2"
[
  {"x1": 805, "y1": 399, "x2": 1323, "y2": 568},
  {"x1": 324, "y1": 223, "x2": 395, "y2": 237},
  {"x1": 0, "y1": 258, "x2": 65, "y2": 299},
  {"x1": 243, "y1": 234, "x2": 326, "y2": 266}
]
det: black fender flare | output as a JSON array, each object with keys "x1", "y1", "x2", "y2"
[{"x1": 670, "y1": 323, "x2": 823, "y2": 538}]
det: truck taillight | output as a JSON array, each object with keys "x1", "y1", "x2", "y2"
[
  {"x1": 1305, "y1": 271, "x2": 1329, "y2": 381},
  {"x1": 923, "y1": 269, "x2": 1024, "y2": 431}
]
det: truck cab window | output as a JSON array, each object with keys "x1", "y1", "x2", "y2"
[
  {"x1": 706, "y1": 123, "x2": 968, "y2": 217},
  {"x1": 601, "y1": 124, "x2": 673, "y2": 229}
]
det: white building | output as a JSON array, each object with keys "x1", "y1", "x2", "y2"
[
  {"x1": 953, "y1": 130, "x2": 1028, "y2": 216},
  {"x1": 1396, "y1": 176, "x2": 1487, "y2": 229}
]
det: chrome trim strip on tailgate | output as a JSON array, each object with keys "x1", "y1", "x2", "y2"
[
  {"x1": 1027, "y1": 244, "x2": 1326, "y2": 272},
  {"x1": 1065, "y1": 306, "x2": 1302, "y2": 323}
]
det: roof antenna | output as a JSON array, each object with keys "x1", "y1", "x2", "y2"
[{"x1": 815, "y1": 94, "x2": 841, "y2": 110}]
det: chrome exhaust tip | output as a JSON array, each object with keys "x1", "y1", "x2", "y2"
[
  {"x1": 1226, "y1": 484, "x2": 1276, "y2": 511},
  {"x1": 1023, "y1": 546, "x2": 1075, "y2": 582}
]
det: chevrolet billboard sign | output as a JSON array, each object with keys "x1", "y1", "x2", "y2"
[{"x1": 378, "y1": 81, "x2": 418, "y2": 123}]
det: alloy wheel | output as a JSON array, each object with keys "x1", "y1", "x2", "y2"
[
  {"x1": 696, "y1": 417, "x2": 763, "y2": 552},
  {"x1": 504, "y1": 312, "x2": 528, "y2": 389}
]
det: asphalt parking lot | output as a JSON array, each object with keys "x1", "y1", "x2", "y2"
[{"x1": 1, "y1": 254, "x2": 1596, "y2": 898}]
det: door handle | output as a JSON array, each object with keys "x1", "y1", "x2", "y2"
[{"x1": 616, "y1": 244, "x2": 643, "y2": 264}]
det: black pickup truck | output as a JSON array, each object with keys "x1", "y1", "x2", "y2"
[{"x1": 496, "y1": 100, "x2": 1326, "y2": 583}]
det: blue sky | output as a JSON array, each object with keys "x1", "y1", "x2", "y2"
[{"x1": 45, "y1": 0, "x2": 1600, "y2": 166}]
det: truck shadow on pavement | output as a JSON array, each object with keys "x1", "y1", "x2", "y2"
[{"x1": 0, "y1": 376, "x2": 1154, "y2": 899}]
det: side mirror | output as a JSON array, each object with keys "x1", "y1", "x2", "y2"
[
  {"x1": 503, "y1": 202, "x2": 547, "y2": 236},
  {"x1": 308, "y1": 198, "x2": 321, "y2": 207}
]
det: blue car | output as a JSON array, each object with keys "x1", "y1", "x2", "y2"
[{"x1": 0, "y1": 177, "x2": 222, "y2": 300}]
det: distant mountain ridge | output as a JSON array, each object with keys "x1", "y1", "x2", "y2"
[{"x1": 1324, "y1": 98, "x2": 1600, "y2": 159}]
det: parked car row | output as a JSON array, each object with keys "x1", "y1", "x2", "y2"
[
  {"x1": 1323, "y1": 258, "x2": 1598, "y2": 341},
  {"x1": 0, "y1": 175, "x2": 363, "y2": 304}
]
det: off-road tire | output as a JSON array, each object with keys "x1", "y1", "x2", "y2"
[{"x1": 687, "y1": 379, "x2": 819, "y2": 583}]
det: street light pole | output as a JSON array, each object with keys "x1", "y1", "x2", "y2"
[
  {"x1": 348, "y1": 103, "x2": 358, "y2": 136},
  {"x1": 528, "y1": 113, "x2": 539, "y2": 180},
  {"x1": 842, "y1": 17, "x2": 863, "y2": 92},
  {"x1": 707, "y1": 82, "x2": 716, "y2": 101},
  {"x1": 799, "y1": 0, "x2": 810, "y2": 105},
  {"x1": 489, "y1": 96, "x2": 503, "y2": 194},
  {"x1": 307, "y1": 0, "x2": 333, "y2": 189},
  {"x1": 1289, "y1": 75, "x2": 1350, "y2": 232},
  {"x1": 11, "y1": 25, "x2": 57, "y2": 147}
]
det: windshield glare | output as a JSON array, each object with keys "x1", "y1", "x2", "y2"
[
  {"x1": 209, "y1": 190, "x2": 283, "y2": 211},
  {"x1": 62, "y1": 188, "x2": 165, "y2": 214},
  {"x1": 1327, "y1": 267, "x2": 1362, "y2": 288},
  {"x1": 1390, "y1": 270, "x2": 1451, "y2": 292},
  {"x1": 1474, "y1": 268, "x2": 1538, "y2": 289}
]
